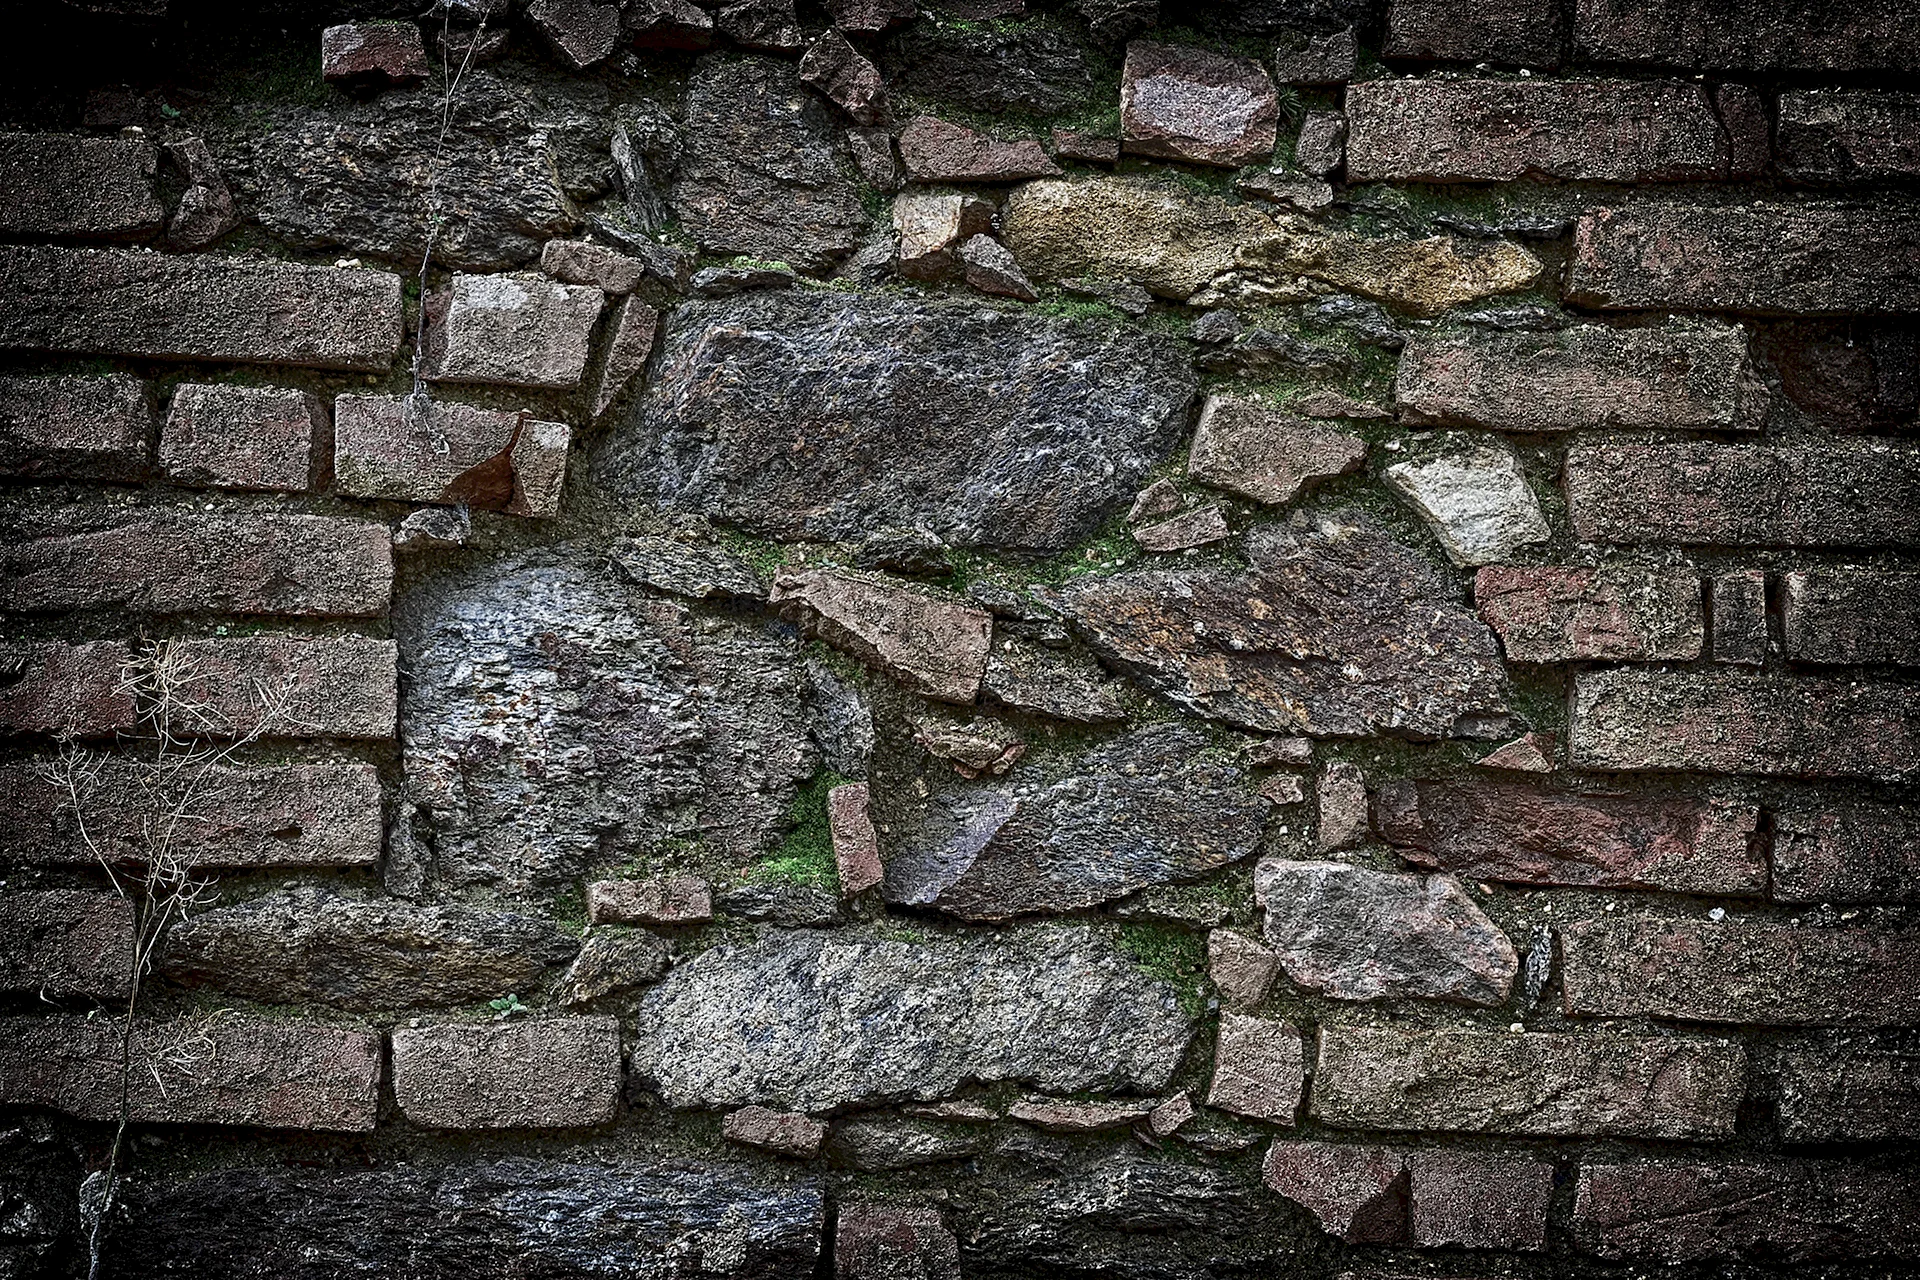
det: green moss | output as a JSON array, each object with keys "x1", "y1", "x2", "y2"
[
  {"x1": 752, "y1": 769, "x2": 852, "y2": 889},
  {"x1": 1119, "y1": 924, "x2": 1208, "y2": 1018}
]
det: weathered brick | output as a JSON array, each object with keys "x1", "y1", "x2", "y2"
[
  {"x1": 1262, "y1": 1140, "x2": 1553, "y2": 1249},
  {"x1": 0, "y1": 373, "x2": 151, "y2": 481},
  {"x1": 0, "y1": 891, "x2": 133, "y2": 999},
  {"x1": 1569, "y1": 668, "x2": 1919, "y2": 780},
  {"x1": 1778, "y1": 89, "x2": 1920, "y2": 181},
  {"x1": 0, "y1": 640, "x2": 135, "y2": 736},
  {"x1": 1778, "y1": 1047, "x2": 1920, "y2": 1143},
  {"x1": 1395, "y1": 323, "x2": 1766, "y2": 433},
  {"x1": 1573, "y1": 0, "x2": 1920, "y2": 71},
  {"x1": 0, "y1": 132, "x2": 163, "y2": 237},
  {"x1": 1710, "y1": 569, "x2": 1768, "y2": 666},
  {"x1": 1565, "y1": 443, "x2": 1920, "y2": 548},
  {"x1": 1347, "y1": 79, "x2": 1752, "y2": 182},
  {"x1": 1574, "y1": 1161, "x2": 1920, "y2": 1261},
  {"x1": 1772, "y1": 803, "x2": 1920, "y2": 904},
  {"x1": 898, "y1": 116, "x2": 1061, "y2": 183},
  {"x1": 1475, "y1": 564, "x2": 1704, "y2": 663},
  {"x1": 1205, "y1": 1013, "x2": 1303, "y2": 1124},
  {"x1": 391, "y1": 1017, "x2": 622, "y2": 1129},
  {"x1": 333, "y1": 395, "x2": 570, "y2": 519},
  {"x1": 0, "y1": 760, "x2": 384, "y2": 870},
  {"x1": 828, "y1": 782, "x2": 882, "y2": 895},
  {"x1": 1566, "y1": 203, "x2": 1920, "y2": 315},
  {"x1": 723, "y1": 1104, "x2": 828, "y2": 1157},
  {"x1": 1374, "y1": 778, "x2": 1764, "y2": 895},
  {"x1": 0, "y1": 509, "x2": 393, "y2": 617},
  {"x1": 0, "y1": 1014, "x2": 381, "y2": 1131},
  {"x1": 1383, "y1": 0, "x2": 1565, "y2": 67},
  {"x1": 1561, "y1": 916, "x2": 1920, "y2": 1026},
  {"x1": 836, "y1": 1203, "x2": 961, "y2": 1280},
  {"x1": 1759, "y1": 320, "x2": 1920, "y2": 432},
  {"x1": 160, "y1": 383, "x2": 326, "y2": 493},
  {"x1": 0, "y1": 245, "x2": 404, "y2": 370},
  {"x1": 587, "y1": 876, "x2": 714, "y2": 925},
  {"x1": 159, "y1": 636, "x2": 397, "y2": 741},
  {"x1": 1312, "y1": 1026, "x2": 1747, "y2": 1139},
  {"x1": 586, "y1": 295, "x2": 659, "y2": 419},
  {"x1": 540, "y1": 238, "x2": 646, "y2": 293},
  {"x1": 1783, "y1": 570, "x2": 1920, "y2": 666},
  {"x1": 1121, "y1": 41, "x2": 1279, "y2": 169},
  {"x1": 422, "y1": 274, "x2": 603, "y2": 389}
]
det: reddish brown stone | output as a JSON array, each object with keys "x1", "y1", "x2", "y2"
[
  {"x1": 1573, "y1": 0, "x2": 1920, "y2": 71},
  {"x1": 1187, "y1": 394, "x2": 1365, "y2": 506},
  {"x1": 422, "y1": 274, "x2": 603, "y2": 390},
  {"x1": 158, "y1": 636, "x2": 397, "y2": 741},
  {"x1": 1262, "y1": 1140, "x2": 1552, "y2": 1250},
  {"x1": 1772, "y1": 803, "x2": 1920, "y2": 904},
  {"x1": 0, "y1": 1014, "x2": 381, "y2": 1130},
  {"x1": 0, "y1": 640, "x2": 135, "y2": 737},
  {"x1": 1778, "y1": 1047, "x2": 1920, "y2": 1142},
  {"x1": 0, "y1": 131, "x2": 163, "y2": 238},
  {"x1": 1782, "y1": 569, "x2": 1920, "y2": 666},
  {"x1": 334, "y1": 395, "x2": 570, "y2": 519},
  {"x1": 1476, "y1": 564, "x2": 1702, "y2": 663},
  {"x1": 799, "y1": 30, "x2": 887, "y2": 126},
  {"x1": 1147, "y1": 1090, "x2": 1193, "y2": 1137},
  {"x1": 1374, "y1": 778, "x2": 1764, "y2": 895},
  {"x1": 1121, "y1": 41, "x2": 1278, "y2": 169},
  {"x1": 526, "y1": 0, "x2": 622, "y2": 70},
  {"x1": 587, "y1": 876, "x2": 714, "y2": 925},
  {"x1": 0, "y1": 373, "x2": 151, "y2": 481},
  {"x1": 587, "y1": 296, "x2": 660, "y2": 420},
  {"x1": 160, "y1": 383, "x2": 326, "y2": 493},
  {"x1": 828, "y1": 782, "x2": 883, "y2": 895},
  {"x1": 1312, "y1": 1026, "x2": 1747, "y2": 1139},
  {"x1": 1473, "y1": 732, "x2": 1554, "y2": 772},
  {"x1": 1261, "y1": 1141, "x2": 1408, "y2": 1244},
  {"x1": 1710, "y1": 568, "x2": 1768, "y2": 665},
  {"x1": 723, "y1": 1104, "x2": 827, "y2": 1156},
  {"x1": 1006, "y1": 1097, "x2": 1152, "y2": 1132},
  {"x1": 0, "y1": 890, "x2": 133, "y2": 999},
  {"x1": 835, "y1": 1202, "x2": 960, "y2": 1280},
  {"x1": 1315, "y1": 761, "x2": 1369, "y2": 852},
  {"x1": 1560, "y1": 916, "x2": 1920, "y2": 1026},
  {"x1": 1384, "y1": 0, "x2": 1565, "y2": 66},
  {"x1": 1132, "y1": 504, "x2": 1227, "y2": 552},
  {"x1": 1051, "y1": 129, "x2": 1119, "y2": 164},
  {"x1": 1205, "y1": 1013, "x2": 1303, "y2": 1124},
  {"x1": 771, "y1": 570, "x2": 992, "y2": 705},
  {"x1": 391, "y1": 1017, "x2": 621, "y2": 1130},
  {"x1": 1778, "y1": 89, "x2": 1920, "y2": 181},
  {"x1": 1208, "y1": 929, "x2": 1279, "y2": 1009},
  {"x1": 898, "y1": 116, "x2": 1061, "y2": 183},
  {"x1": 540, "y1": 239, "x2": 644, "y2": 295},
  {"x1": 320, "y1": 21, "x2": 429, "y2": 86},
  {"x1": 1758, "y1": 320, "x2": 1918, "y2": 432}
]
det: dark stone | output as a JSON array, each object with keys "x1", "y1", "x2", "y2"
[
  {"x1": 0, "y1": 372, "x2": 151, "y2": 481},
  {"x1": 1783, "y1": 569, "x2": 1920, "y2": 666},
  {"x1": 1384, "y1": 0, "x2": 1565, "y2": 65},
  {"x1": 526, "y1": 0, "x2": 623, "y2": 69},
  {"x1": 1573, "y1": 0, "x2": 1920, "y2": 71},
  {"x1": 0, "y1": 1118, "x2": 82, "y2": 1279},
  {"x1": 1778, "y1": 89, "x2": 1920, "y2": 180},
  {"x1": 718, "y1": 0, "x2": 806, "y2": 51},
  {"x1": 827, "y1": 1117, "x2": 988, "y2": 1170},
  {"x1": 690, "y1": 263, "x2": 799, "y2": 296},
  {"x1": 624, "y1": 0, "x2": 714, "y2": 48},
  {"x1": 799, "y1": 30, "x2": 888, "y2": 126},
  {"x1": 0, "y1": 131, "x2": 162, "y2": 237},
  {"x1": 162, "y1": 136, "x2": 240, "y2": 250},
  {"x1": 982, "y1": 636, "x2": 1127, "y2": 724},
  {"x1": 1778, "y1": 1048, "x2": 1920, "y2": 1142},
  {"x1": 1772, "y1": 802, "x2": 1920, "y2": 904},
  {"x1": 1758, "y1": 321, "x2": 1918, "y2": 432},
  {"x1": 883, "y1": 22, "x2": 1096, "y2": 117},
  {"x1": 717, "y1": 884, "x2": 848, "y2": 927},
  {"x1": 560, "y1": 929, "x2": 672, "y2": 1004}
]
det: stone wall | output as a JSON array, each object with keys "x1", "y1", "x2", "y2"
[{"x1": 1, "y1": 0, "x2": 1917, "y2": 1276}]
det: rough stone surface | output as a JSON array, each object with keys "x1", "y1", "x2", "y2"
[
  {"x1": 960, "y1": 234, "x2": 1039, "y2": 302},
  {"x1": 392, "y1": 1017, "x2": 622, "y2": 1129},
  {"x1": 1572, "y1": 0, "x2": 1920, "y2": 71},
  {"x1": 588, "y1": 876, "x2": 714, "y2": 925},
  {"x1": 1262, "y1": 1141, "x2": 1554, "y2": 1249},
  {"x1": 827, "y1": 1117, "x2": 987, "y2": 1171},
  {"x1": 1384, "y1": 0, "x2": 1565, "y2": 65},
  {"x1": 1255, "y1": 859, "x2": 1519, "y2": 1006},
  {"x1": 1778, "y1": 1048, "x2": 1920, "y2": 1143},
  {"x1": 1772, "y1": 803, "x2": 1920, "y2": 904},
  {"x1": 799, "y1": 30, "x2": 887, "y2": 126},
  {"x1": 0, "y1": 131, "x2": 162, "y2": 237},
  {"x1": 320, "y1": 21, "x2": 429, "y2": 85},
  {"x1": 1313, "y1": 1026, "x2": 1747, "y2": 1139},
  {"x1": 836, "y1": 1203, "x2": 961, "y2": 1280},
  {"x1": 829, "y1": 782, "x2": 884, "y2": 894},
  {"x1": 541, "y1": 238, "x2": 646, "y2": 293},
  {"x1": 0, "y1": 373, "x2": 151, "y2": 481},
  {"x1": 1132, "y1": 503, "x2": 1228, "y2": 551},
  {"x1": 630, "y1": 926, "x2": 1195, "y2": 1111},
  {"x1": 1383, "y1": 436, "x2": 1550, "y2": 567},
  {"x1": 423, "y1": 273, "x2": 603, "y2": 389},
  {"x1": 610, "y1": 535, "x2": 763, "y2": 601},
  {"x1": 160, "y1": 383, "x2": 324, "y2": 492},
  {"x1": 559, "y1": 929, "x2": 671, "y2": 1005},
  {"x1": 1315, "y1": 761, "x2": 1370, "y2": 852},
  {"x1": 157, "y1": 635, "x2": 397, "y2": 741},
  {"x1": 1273, "y1": 27, "x2": 1358, "y2": 83},
  {"x1": 724, "y1": 1106, "x2": 828, "y2": 1157},
  {"x1": 335, "y1": 395, "x2": 570, "y2": 518},
  {"x1": 1051, "y1": 513, "x2": 1510, "y2": 738},
  {"x1": 1712, "y1": 569, "x2": 1769, "y2": 665},
  {"x1": 884, "y1": 21, "x2": 1094, "y2": 117},
  {"x1": 1475, "y1": 564, "x2": 1705, "y2": 662},
  {"x1": 899, "y1": 116, "x2": 1062, "y2": 182},
  {"x1": 1008, "y1": 1098, "x2": 1152, "y2": 1132},
  {"x1": 0, "y1": 640, "x2": 135, "y2": 736},
  {"x1": 1206, "y1": 1014, "x2": 1304, "y2": 1123},
  {"x1": 1778, "y1": 89, "x2": 1920, "y2": 180},
  {"x1": 1783, "y1": 570, "x2": 1920, "y2": 666},
  {"x1": 0, "y1": 890, "x2": 133, "y2": 999},
  {"x1": 597, "y1": 290, "x2": 1196, "y2": 554},
  {"x1": 527, "y1": 0, "x2": 623, "y2": 70},
  {"x1": 773, "y1": 570, "x2": 992, "y2": 704},
  {"x1": 1295, "y1": 111, "x2": 1347, "y2": 176},
  {"x1": 1395, "y1": 323, "x2": 1767, "y2": 432},
  {"x1": 588, "y1": 295, "x2": 660, "y2": 419},
  {"x1": 1209, "y1": 930, "x2": 1280, "y2": 1009},
  {"x1": 981, "y1": 637, "x2": 1127, "y2": 725},
  {"x1": 1187, "y1": 394, "x2": 1366, "y2": 505},
  {"x1": 1120, "y1": 41, "x2": 1278, "y2": 168}
]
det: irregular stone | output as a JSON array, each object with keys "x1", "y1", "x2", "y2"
[
  {"x1": 1568, "y1": 668, "x2": 1920, "y2": 780},
  {"x1": 1262, "y1": 1141, "x2": 1553, "y2": 1249},
  {"x1": 772, "y1": 569, "x2": 992, "y2": 704},
  {"x1": 1187, "y1": 394, "x2": 1365, "y2": 505},
  {"x1": 107, "y1": 1158, "x2": 822, "y2": 1278},
  {"x1": 1476, "y1": 564, "x2": 1705, "y2": 662},
  {"x1": 588, "y1": 876, "x2": 714, "y2": 925},
  {"x1": 598, "y1": 290, "x2": 1196, "y2": 554},
  {"x1": 1376, "y1": 778, "x2": 1763, "y2": 894},
  {"x1": 1148, "y1": 1090, "x2": 1195, "y2": 1137},
  {"x1": 1206, "y1": 1014, "x2": 1304, "y2": 1123},
  {"x1": 588, "y1": 295, "x2": 660, "y2": 419},
  {"x1": 160, "y1": 886, "x2": 577, "y2": 1012},
  {"x1": 1347, "y1": 78, "x2": 1753, "y2": 182},
  {"x1": 837, "y1": 1203, "x2": 961, "y2": 1280},
  {"x1": 0, "y1": 890, "x2": 133, "y2": 999},
  {"x1": 1247, "y1": 736, "x2": 1314, "y2": 766},
  {"x1": 1395, "y1": 323, "x2": 1767, "y2": 432},
  {"x1": 672, "y1": 57, "x2": 868, "y2": 272},
  {"x1": 1008, "y1": 1097, "x2": 1152, "y2": 1132},
  {"x1": 423, "y1": 273, "x2": 602, "y2": 389},
  {"x1": 899, "y1": 116, "x2": 1062, "y2": 182},
  {"x1": 625, "y1": 0, "x2": 714, "y2": 48},
  {"x1": 1294, "y1": 110, "x2": 1346, "y2": 175},
  {"x1": 893, "y1": 192, "x2": 995, "y2": 281},
  {"x1": 610, "y1": 535, "x2": 763, "y2": 601},
  {"x1": 1572, "y1": 0, "x2": 1920, "y2": 71},
  {"x1": 1062, "y1": 275, "x2": 1153, "y2": 316},
  {"x1": 541, "y1": 238, "x2": 646, "y2": 293},
  {"x1": 393, "y1": 505, "x2": 470, "y2": 552},
  {"x1": 1383, "y1": 0, "x2": 1565, "y2": 65},
  {"x1": 0, "y1": 131, "x2": 161, "y2": 237},
  {"x1": 718, "y1": 884, "x2": 847, "y2": 928},
  {"x1": 1560, "y1": 916, "x2": 1920, "y2": 1026},
  {"x1": 392, "y1": 1017, "x2": 621, "y2": 1129},
  {"x1": 1315, "y1": 761, "x2": 1369, "y2": 851},
  {"x1": 396, "y1": 549, "x2": 817, "y2": 893},
  {"x1": 1773, "y1": 803, "x2": 1920, "y2": 904},
  {"x1": 1196, "y1": 324, "x2": 1354, "y2": 377},
  {"x1": 719, "y1": 0, "x2": 806, "y2": 51},
  {"x1": 526, "y1": 0, "x2": 622, "y2": 69},
  {"x1": 1233, "y1": 168, "x2": 1334, "y2": 212},
  {"x1": 725, "y1": 1105, "x2": 828, "y2": 1157},
  {"x1": 160, "y1": 383, "x2": 324, "y2": 493},
  {"x1": 559, "y1": 928, "x2": 671, "y2": 1005},
  {"x1": 0, "y1": 245, "x2": 402, "y2": 371},
  {"x1": 1274, "y1": 26, "x2": 1358, "y2": 82},
  {"x1": 1567, "y1": 202, "x2": 1920, "y2": 315},
  {"x1": 1783, "y1": 569, "x2": 1920, "y2": 666},
  {"x1": 1052, "y1": 129, "x2": 1120, "y2": 164},
  {"x1": 885, "y1": 22, "x2": 1093, "y2": 117},
  {"x1": 1129, "y1": 478, "x2": 1185, "y2": 523},
  {"x1": 981, "y1": 637, "x2": 1127, "y2": 725},
  {"x1": 1259, "y1": 1142, "x2": 1410, "y2": 1244},
  {"x1": 630, "y1": 926, "x2": 1194, "y2": 1111},
  {"x1": 320, "y1": 21, "x2": 429, "y2": 86},
  {"x1": 828, "y1": 0, "x2": 916, "y2": 31},
  {"x1": 0, "y1": 372, "x2": 150, "y2": 481},
  {"x1": 1313, "y1": 1026, "x2": 1746, "y2": 1139},
  {"x1": 799, "y1": 30, "x2": 887, "y2": 126},
  {"x1": 0, "y1": 641, "x2": 134, "y2": 737},
  {"x1": 1050, "y1": 512, "x2": 1510, "y2": 737},
  {"x1": 961, "y1": 234, "x2": 1039, "y2": 301},
  {"x1": 1121, "y1": 41, "x2": 1278, "y2": 168},
  {"x1": 846, "y1": 126, "x2": 901, "y2": 191},
  {"x1": 1256, "y1": 860, "x2": 1518, "y2": 1006},
  {"x1": 1261, "y1": 774, "x2": 1306, "y2": 805},
  {"x1": 1778, "y1": 89, "x2": 1920, "y2": 180},
  {"x1": 1473, "y1": 732, "x2": 1553, "y2": 773},
  {"x1": 155, "y1": 635, "x2": 396, "y2": 741},
  {"x1": 334, "y1": 395, "x2": 570, "y2": 518},
  {"x1": 1132, "y1": 504, "x2": 1228, "y2": 551},
  {"x1": 882, "y1": 724, "x2": 1267, "y2": 920},
  {"x1": 1779, "y1": 1048, "x2": 1920, "y2": 1142},
  {"x1": 1383, "y1": 436, "x2": 1550, "y2": 567},
  {"x1": 829, "y1": 782, "x2": 883, "y2": 894},
  {"x1": 828, "y1": 1116, "x2": 987, "y2": 1171}
]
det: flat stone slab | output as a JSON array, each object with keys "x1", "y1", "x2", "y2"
[
  {"x1": 423, "y1": 273, "x2": 603, "y2": 389},
  {"x1": 335, "y1": 394, "x2": 570, "y2": 518},
  {"x1": 392, "y1": 1017, "x2": 622, "y2": 1129},
  {"x1": 0, "y1": 373, "x2": 151, "y2": 482},
  {"x1": 0, "y1": 132, "x2": 163, "y2": 237},
  {"x1": 1121, "y1": 41, "x2": 1278, "y2": 168}
]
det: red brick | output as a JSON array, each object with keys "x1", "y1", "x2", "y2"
[
  {"x1": 0, "y1": 890, "x2": 133, "y2": 999},
  {"x1": 1782, "y1": 569, "x2": 1920, "y2": 666},
  {"x1": 586, "y1": 876, "x2": 714, "y2": 925},
  {"x1": 391, "y1": 1016, "x2": 622, "y2": 1129},
  {"x1": 1778, "y1": 1047, "x2": 1920, "y2": 1143},
  {"x1": 1569, "y1": 668, "x2": 1919, "y2": 780},
  {"x1": 1709, "y1": 568, "x2": 1768, "y2": 665},
  {"x1": 160, "y1": 383, "x2": 325, "y2": 493},
  {"x1": 1778, "y1": 89, "x2": 1920, "y2": 181},
  {"x1": 0, "y1": 760, "x2": 383, "y2": 870},
  {"x1": 1348, "y1": 79, "x2": 1747, "y2": 182},
  {"x1": 1205, "y1": 1013, "x2": 1303, "y2": 1124},
  {"x1": 0, "y1": 1014, "x2": 381, "y2": 1130},
  {"x1": 1383, "y1": 0, "x2": 1565, "y2": 66},
  {"x1": 1475, "y1": 564, "x2": 1702, "y2": 663},
  {"x1": 722, "y1": 1104, "x2": 827, "y2": 1157},
  {"x1": 898, "y1": 116, "x2": 1061, "y2": 183},
  {"x1": 1574, "y1": 0, "x2": 1920, "y2": 71},
  {"x1": 0, "y1": 132, "x2": 163, "y2": 237},
  {"x1": 1560, "y1": 916, "x2": 1920, "y2": 1026},
  {"x1": 836, "y1": 1202, "x2": 961, "y2": 1280},
  {"x1": 1574, "y1": 1160, "x2": 1920, "y2": 1261},
  {"x1": 0, "y1": 373, "x2": 151, "y2": 481},
  {"x1": 333, "y1": 395, "x2": 570, "y2": 519},
  {"x1": 1262, "y1": 1140, "x2": 1552, "y2": 1250},
  {"x1": 157, "y1": 636, "x2": 397, "y2": 741},
  {"x1": 0, "y1": 509, "x2": 393, "y2": 617},
  {"x1": 1375, "y1": 778, "x2": 1764, "y2": 895},
  {"x1": 0, "y1": 640, "x2": 135, "y2": 737},
  {"x1": 1312, "y1": 1026, "x2": 1746, "y2": 1139},
  {"x1": 828, "y1": 782, "x2": 882, "y2": 895},
  {"x1": 1772, "y1": 803, "x2": 1920, "y2": 904}
]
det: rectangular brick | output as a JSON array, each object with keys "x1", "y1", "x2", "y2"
[
  {"x1": 0, "y1": 760, "x2": 383, "y2": 870},
  {"x1": 1573, "y1": 0, "x2": 1920, "y2": 71},
  {"x1": 1772, "y1": 803, "x2": 1920, "y2": 904},
  {"x1": 1569, "y1": 668, "x2": 1919, "y2": 780},
  {"x1": 1475, "y1": 564, "x2": 1703, "y2": 662},
  {"x1": 1574, "y1": 1161, "x2": 1920, "y2": 1261},
  {"x1": 1561, "y1": 916, "x2": 1920, "y2": 1026},
  {"x1": 1758, "y1": 320, "x2": 1919, "y2": 433},
  {"x1": 1566, "y1": 443, "x2": 1920, "y2": 548},
  {"x1": 391, "y1": 1017, "x2": 622, "y2": 1129},
  {"x1": 333, "y1": 394, "x2": 570, "y2": 518},
  {"x1": 1374, "y1": 778, "x2": 1763, "y2": 895},
  {"x1": 422, "y1": 273, "x2": 603, "y2": 389},
  {"x1": 0, "y1": 132, "x2": 163, "y2": 237},
  {"x1": 158, "y1": 636, "x2": 397, "y2": 740},
  {"x1": 0, "y1": 890, "x2": 133, "y2": 999},
  {"x1": 0, "y1": 508, "x2": 392, "y2": 617},
  {"x1": 0, "y1": 640, "x2": 135, "y2": 736},
  {"x1": 0, "y1": 373, "x2": 151, "y2": 480},
  {"x1": 1782, "y1": 569, "x2": 1920, "y2": 666},
  {"x1": 1778, "y1": 89, "x2": 1920, "y2": 181},
  {"x1": 1312, "y1": 1026, "x2": 1746, "y2": 1139},
  {"x1": 160, "y1": 383, "x2": 326, "y2": 493},
  {"x1": 1709, "y1": 569, "x2": 1768, "y2": 665},
  {"x1": 0, "y1": 1014, "x2": 381, "y2": 1130},
  {"x1": 1567, "y1": 203, "x2": 1920, "y2": 315},
  {"x1": 1206, "y1": 1013, "x2": 1303, "y2": 1124},
  {"x1": 0, "y1": 245, "x2": 403, "y2": 371},
  {"x1": 1383, "y1": 0, "x2": 1565, "y2": 67},
  {"x1": 1778, "y1": 1047, "x2": 1920, "y2": 1143},
  {"x1": 587, "y1": 876, "x2": 714, "y2": 925},
  {"x1": 1263, "y1": 1140, "x2": 1553, "y2": 1250},
  {"x1": 1348, "y1": 79, "x2": 1752, "y2": 183}
]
